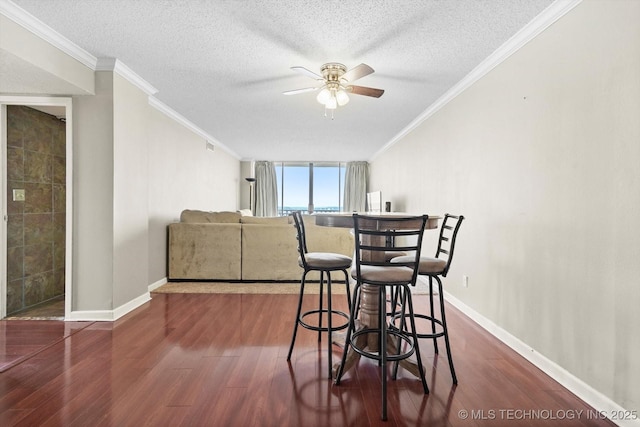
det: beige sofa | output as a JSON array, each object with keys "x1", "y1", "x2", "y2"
[{"x1": 168, "y1": 210, "x2": 354, "y2": 281}]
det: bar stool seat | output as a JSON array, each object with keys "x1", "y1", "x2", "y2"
[
  {"x1": 391, "y1": 256, "x2": 447, "y2": 275},
  {"x1": 301, "y1": 253, "x2": 352, "y2": 269},
  {"x1": 352, "y1": 265, "x2": 414, "y2": 283}
]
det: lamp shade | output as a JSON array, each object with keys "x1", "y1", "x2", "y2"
[
  {"x1": 316, "y1": 88, "x2": 331, "y2": 104},
  {"x1": 336, "y1": 89, "x2": 349, "y2": 106}
]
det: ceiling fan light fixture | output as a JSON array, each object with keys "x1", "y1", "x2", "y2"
[
  {"x1": 316, "y1": 87, "x2": 331, "y2": 104},
  {"x1": 287, "y1": 62, "x2": 383, "y2": 117},
  {"x1": 325, "y1": 96, "x2": 337, "y2": 109},
  {"x1": 336, "y1": 89, "x2": 349, "y2": 106}
]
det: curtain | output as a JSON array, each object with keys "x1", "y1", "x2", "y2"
[
  {"x1": 343, "y1": 161, "x2": 369, "y2": 212},
  {"x1": 254, "y1": 161, "x2": 278, "y2": 217}
]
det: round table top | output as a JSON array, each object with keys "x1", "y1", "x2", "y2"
[{"x1": 314, "y1": 212, "x2": 441, "y2": 229}]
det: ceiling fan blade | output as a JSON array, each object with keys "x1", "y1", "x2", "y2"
[
  {"x1": 282, "y1": 87, "x2": 319, "y2": 95},
  {"x1": 290, "y1": 66, "x2": 323, "y2": 80},
  {"x1": 341, "y1": 63, "x2": 374, "y2": 83},
  {"x1": 348, "y1": 85, "x2": 384, "y2": 98}
]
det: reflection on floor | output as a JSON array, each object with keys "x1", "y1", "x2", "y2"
[{"x1": 4, "y1": 295, "x2": 65, "y2": 320}]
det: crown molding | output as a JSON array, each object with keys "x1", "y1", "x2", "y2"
[
  {"x1": 1, "y1": 1, "x2": 158, "y2": 96},
  {"x1": 0, "y1": 0, "x2": 97, "y2": 69},
  {"x1": 96, "y1": 58, "x2": 158, "y2": 96},
  {"x1": 148, "y1": 96, "x2": 241, "y2": 159},
  {"x1": 370, "y1": 0, "x2": 583, "y2": 161}
]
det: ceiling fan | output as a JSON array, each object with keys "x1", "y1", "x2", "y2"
[{"x1": 283, "y1": 63, "x2": 384, "y2": 117}]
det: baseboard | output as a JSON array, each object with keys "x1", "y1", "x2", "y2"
[
  {"x1": 113, "y1": 293, "x2": 151, "y2": 320},
  {"x1": 444, "y1": 291, "x2": 639, "y2": 427},
  {"x1": 66, "y1": 309, "x2": 115, "y2": 322},
  {"x1": 66, "y1": 292, "x2": 152, "y2": 322},
  {"x1": 148, "y1": 277, "x2": 168, "y2": 292}
]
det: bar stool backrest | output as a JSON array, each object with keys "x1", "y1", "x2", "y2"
[
  {"x1": 291, "y1": 211, "x2": 309, "y2": 265},
  {"x1": 434, "y1": 214, "x2": 465, "y2": 277},
  {"x1": 352, "y1": 214, "x2": 429, "y2": 285}
]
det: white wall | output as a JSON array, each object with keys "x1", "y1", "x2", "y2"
[
  {"x1": 112, "y1": 73, "x2": 151, "y2": 307},
  {"x1": 75, "y1": 71, "x2": 241, "y2": 311},
  {"x1": 72, "y1": 70, "x2": 241, "y2": 314},
  {"x1": 72, "y1": 72, "x2": 114, "y2": 311},
  {"x1": 147, "y1": 106, "x2": 240, "y2": 284},
  {"x1": 370, "y1": 0, "x2": 639, "y2": 413}
]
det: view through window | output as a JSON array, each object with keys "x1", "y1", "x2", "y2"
[{"x1": 276, "y1": 162, "x2": 346, "y2": 215}]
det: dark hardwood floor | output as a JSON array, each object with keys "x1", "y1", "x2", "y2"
[
  {"x1": 0, "y1": 320, "x2": 89, "y2": 372},
  {"x1": 0, "y1": 292, "x2": 616, "y2": 426}
]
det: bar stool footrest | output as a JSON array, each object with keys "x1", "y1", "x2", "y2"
[
  {"x1": 299, "y1": 309, "x2": 349, "y2": 333},
  {"x1": 350, "y1": 328, "x2": 416, "y2": 362},
  {"x1": 390, "y1": 313, "x2": 446, "y2": 339}
]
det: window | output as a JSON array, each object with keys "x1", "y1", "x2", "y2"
[{"x1": 276, "y1": 162, "x2": 346, "y2": 215}]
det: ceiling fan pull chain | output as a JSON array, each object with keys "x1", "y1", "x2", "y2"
[{"x1": 323, "y1": 107, "x2": 335, "y2": 120}]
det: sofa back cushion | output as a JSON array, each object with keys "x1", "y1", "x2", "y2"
[
  {"x1": 180, "y1": 210, "x2": 241, "y2": 223},
  {"x1": 241, "y1": 216, "x2": 292, "y2": 225},
  {"x1": 301, "y1": 214, "x2": 316, "y2": 226}
]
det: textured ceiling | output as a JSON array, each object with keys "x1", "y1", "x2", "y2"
[{"x1": 11, "y1": 0, "x2": 554, "y2": 161}]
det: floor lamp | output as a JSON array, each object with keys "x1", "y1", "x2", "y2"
[{"x1": 245, "y1": 177, "x2": 256, "y2": 215}]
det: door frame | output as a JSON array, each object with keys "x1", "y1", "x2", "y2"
[{"x1": 0, "y1": 96, "x2": 73, "y2": 320}]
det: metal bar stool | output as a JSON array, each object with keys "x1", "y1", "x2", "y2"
[
  {"x1": 390, "y1": 213, "x2": 464, "y2": 384},
  {"x1": 334, "y1": 214, "x2": 429, "y2": 421},
  {"x1": 287, "y1": 211, "x2": 352, "y2": 378}
]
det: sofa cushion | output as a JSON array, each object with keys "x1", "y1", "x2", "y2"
[
  {"x1": 241, "y1": 224, "x2": 299, "y2": 280},
  {"x1": 241, "y1": 216, "x2": 292, "y2": 225},
  {"x1": 180, "y1": 210, "x2": 241, "y2": 223},
  {"x1": 302, "y1": 214, "x2": 317, "y2": 225},
  {"x1": 168, "y1": 223, "x2": 242, "y2": 280}
]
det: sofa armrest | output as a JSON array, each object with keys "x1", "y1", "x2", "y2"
[{"x1": 168, "y1": 223, "x2": 242, "y2": 280}]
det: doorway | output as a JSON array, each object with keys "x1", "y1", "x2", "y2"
[{"x1": 1, "y1": 97, "x2": 72, "y2": 320}]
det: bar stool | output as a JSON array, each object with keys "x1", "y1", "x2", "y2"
[
  {"x1": 287, "y1": 211, "x2": 352, "y2": 378},
  {"x1": 390, "y1": 213, "x2": 464, "y2": 384},
  {"x1": 334, "y1": 214, "x2": 429, "y2": 421}
]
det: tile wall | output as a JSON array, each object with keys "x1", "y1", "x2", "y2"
[{"x1": 6, "y1": 106, "x2": 66, "y2": 315}]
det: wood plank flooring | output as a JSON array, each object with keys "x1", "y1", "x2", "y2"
[
  {"x1": 0, "y1": 293, "x2": 616, "y2": 426},
  {"x1": 0, "y1": 321, "x2": 90, "y2": 372}
]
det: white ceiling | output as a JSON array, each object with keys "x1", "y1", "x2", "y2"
[{"x1": 10, "y1": 0, "x2": 554, "y2": 161}]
